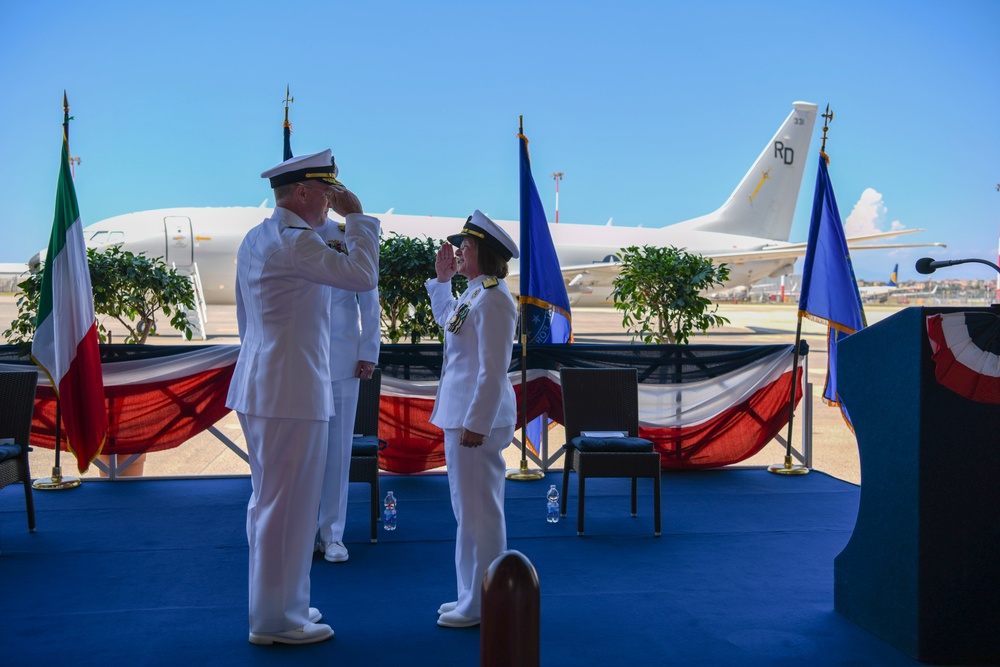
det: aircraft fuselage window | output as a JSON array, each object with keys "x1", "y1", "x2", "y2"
[{"x1": 89, "y1": 231, "x2": 109, "y2": 245}]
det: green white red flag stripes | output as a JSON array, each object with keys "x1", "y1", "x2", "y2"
[{"x1": 31, "y1": 104, "x2": 107, "y2": 473}]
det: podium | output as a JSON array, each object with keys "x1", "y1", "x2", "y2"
[{"x1": 835, "y1": 306, "x2": 1000, "y2": 664}]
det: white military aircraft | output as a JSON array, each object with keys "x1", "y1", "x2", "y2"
[
  {"x1": 30, "y1": 101, "x2": 941, "y2": 306},
  {"x1": 858, "y1": 263, "x2": 943, "y2": 303}
]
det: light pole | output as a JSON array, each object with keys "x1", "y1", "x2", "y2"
[{"x1": 552, "y1": 172, "x2": 563, "y2": 223}]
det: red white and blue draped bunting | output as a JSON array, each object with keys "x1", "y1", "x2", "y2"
[
  {"x1": 926, "y1": 312, "x2": 1000, "y2": 404},
  {"x1": 2, "y1": 343, "x2": 801, "y2": 473}
]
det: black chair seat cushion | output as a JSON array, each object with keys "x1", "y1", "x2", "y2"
[
  {"x1": 0, "y1": 443, "x2": 24, "y2": 462},
  {"x1": 570, "y1": 436, "x2": 654, "y2": 453},
  {"x1": 351, "y1": 435, "x2": 385, "y2": 457}
]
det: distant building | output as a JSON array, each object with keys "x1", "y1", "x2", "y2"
[{"x1": 0, "y1": 263, "x2": 29, "y2": 293}]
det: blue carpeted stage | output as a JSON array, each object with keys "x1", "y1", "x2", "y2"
[{"x1": 0, "y1": 471, "x2": 957, "y2": 665}]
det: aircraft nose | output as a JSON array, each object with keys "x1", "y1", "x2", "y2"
[{"x1": 28, "y1": 251, "x2": 42, "y2": 272}]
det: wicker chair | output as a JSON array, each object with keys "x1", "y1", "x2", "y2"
[
  {"x1": 559, "y1": 367, "x2": 661, "y2": 536},
  {"x1": 349, "y1": 369, "x2": 385, "y2": 543},
  {"x1": 0, "y1": 371, "x2": 39, "y2": 534}
]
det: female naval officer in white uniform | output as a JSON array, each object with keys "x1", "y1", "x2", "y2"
[{"x1": 425, "y1": 210, "x2": 519, "y2": 629}]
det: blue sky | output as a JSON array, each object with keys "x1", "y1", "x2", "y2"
[{"x1": 2, "y1": 1, "x2": 998, "y2": 281}]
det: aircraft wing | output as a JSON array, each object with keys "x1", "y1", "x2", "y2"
[
  {"x1": 507, "y1": 261, "x2": 621, "y2": 299},
  {"x1": 506, "y1": 228, "x2": 946, "y2": 305},
  {"x1": 712, "y1": 229, "x2": 946, "y2": 265}
]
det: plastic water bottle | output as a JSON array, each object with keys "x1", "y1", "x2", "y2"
[
  {"x1": 546, "y1": 485, "x2": 560, "y2": 523},
  {"x1": 383, "y1": 491, "x2": 397, "y2": 531}
]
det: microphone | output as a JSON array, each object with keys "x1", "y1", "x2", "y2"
[{"x1": 915, "y1": 257, "x2": 1000, "y2": 276}]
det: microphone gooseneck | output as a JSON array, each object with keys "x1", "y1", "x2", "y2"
[{"x1": 914, "y1": 257, "x2": 1000, "y2": 276}]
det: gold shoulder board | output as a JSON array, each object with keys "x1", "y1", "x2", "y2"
[{"x1": 483, "y1": 277, "x2": 499, "y2": 289}]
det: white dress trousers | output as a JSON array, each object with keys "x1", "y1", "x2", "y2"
[
  {"x1": 241, "y1": 413, "x2": 326, "y2": 631},
  {"x1": 445, "y1": 423, "x2": 516, "y2": 617}
]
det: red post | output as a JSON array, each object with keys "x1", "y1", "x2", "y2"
[{"x1": 480, "y1": 550, "x2": 540, "y2": 667}]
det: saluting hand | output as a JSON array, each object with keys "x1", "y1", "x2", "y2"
[
  {"x1": 327, "y1": 185, "x2": 363, "y2": 218},
  {"x1": 435, "y1": 243, "x2": 458, "y2": 282}
]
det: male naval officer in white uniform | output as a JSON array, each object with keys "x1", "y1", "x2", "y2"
[
  {"x1": 226, "y1": 149, "x2": 380, "y2": 646},
  {"x1": 316, "y1": 218, "x2": 381, "y2": 563}
]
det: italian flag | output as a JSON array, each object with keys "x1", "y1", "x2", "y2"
[{"x1": 31, "y1": 105, "x2": 107, "y2": 473}]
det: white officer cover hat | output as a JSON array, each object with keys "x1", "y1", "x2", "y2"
[
  {"x1": 261, "y1": 149, "x2": 341, "y2": 188},
  {"x1": 447, "y1": 210, "x2": 519, "y2": 261}
]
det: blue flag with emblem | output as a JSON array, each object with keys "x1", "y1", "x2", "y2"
[
  {"x1": 798, "y1": 154, "x2": 866, "y2": 425},
  {"x1": 518, "y1": 129, "x2": 571, "y2": 344}
]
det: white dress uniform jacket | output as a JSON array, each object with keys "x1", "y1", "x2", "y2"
[
  {"x1": 226, "y1": 208, "x2": 380, "y2": 419},
  {"x1": 319, "y1": 219, "x2": 381, "y2": 382},
  {"x1": 426, "y1": 275, "x2": 517, "y2": 435}
]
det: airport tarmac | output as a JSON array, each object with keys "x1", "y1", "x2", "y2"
[{"x1": 1, "y1": 295, "x2": 892, "y2": 485}]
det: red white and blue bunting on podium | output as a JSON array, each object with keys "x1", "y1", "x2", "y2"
[{"x1": 926, "y1": 312, "x2": 1000, "y2": 404}]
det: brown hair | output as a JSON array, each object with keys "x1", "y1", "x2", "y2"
[{"x1": 477, "y1": 240, "x2": 509, "y2": 279}]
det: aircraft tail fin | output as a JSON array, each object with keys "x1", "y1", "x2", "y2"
[
  {"x1": 672, "y1": 102, "x2": 818, "y2": 241},
  {"x1": 889, "y1": 263, "x2": 899, "y2": 287}
]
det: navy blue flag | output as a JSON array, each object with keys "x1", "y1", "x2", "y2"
[
  {"x1": 283, "y1": 121, "x2": 293, "y2": 161},
  {"x1": 798, "y1": 154, "x2": 866, "y2": 425},
  {"x1": 518, "y1": 130, "x2": 571, "y2": 344}
]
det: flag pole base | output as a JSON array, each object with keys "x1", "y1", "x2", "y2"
[
  {"x1": 767, "y1": 455, "x2": 810, "y2": 476},
  {"x1": 506, "y1": 461, "x2": 544, "y2": 481},
  {"x1": 33, "y1": 466, "x2": 82, "y2": 490}
]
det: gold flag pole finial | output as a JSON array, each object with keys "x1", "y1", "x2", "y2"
[
  {"x1": 283, "y1": 85, "x2": 294, "y2": 128},
  {"x1": 62, "y1": 90, "x2": 70, "y2": 147},
  {"x1": 819, "y1": 104, "x2": 834, "y2": 164}
]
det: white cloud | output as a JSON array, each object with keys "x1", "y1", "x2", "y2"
[{"x1": 843, "y1": 188, "x2": 904, "y2": 236}]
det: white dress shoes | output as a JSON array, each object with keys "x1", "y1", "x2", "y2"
[
  {"x1": 437, "y1": 601, "x2": 458, "y2": 615},
  {"x1": 323, "y1": 540, "x2": 349, "y2": 563},
  {"x1": 437, "y1": 609, "x2": 480, "y2": 628},
  {"x1": 249, "y1": 622, "x2": 334, "y2": 646},
  {"x1": 309, "y1": 607, "x2": 322, "y2": 623}
]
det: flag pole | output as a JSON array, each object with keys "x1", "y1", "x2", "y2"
[
  {"x1": 767, "y1": 314, "x2": 808, "y2": 475},
  {"x1": 769, "y1": 105, "x2": 835, "y2": 475},
  {"x1": 34, "y1": 92, "x2": 83, "y2": 490},
  {"x1": 507, "y1": 115, "x2": 544, "y2": 481},
  {"x1": 507, "y1": 300, "x2": 543, "y2": 480}
]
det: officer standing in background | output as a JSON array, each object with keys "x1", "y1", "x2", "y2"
[
  {"x1": 316, "y1": 217, "x2": 381, "y2": 564},
  {"x1": 425, "y1": 210, "x2": 519, "y2": 629},
  {"x1": 226, "y1": 149, "x2": 380, "y2": 646}
]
